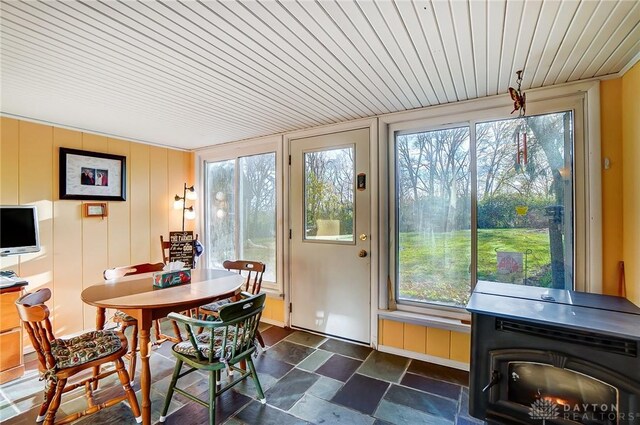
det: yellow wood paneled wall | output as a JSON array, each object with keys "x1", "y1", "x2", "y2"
[
  {"x1": 0, "y1": 118, "x2": 193, "y2": 336},
  {"x1": 622, "y1": 61, "x2": 640, "y2": 306},
  {"x1": 378, "y1": 319, "x2": 471, "y2": 364},
  {"x1": 262, "y1": 297, "x2": 285, "y2": 323}
]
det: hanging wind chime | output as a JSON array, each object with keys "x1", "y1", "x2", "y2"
[{"x1": 509, "y1": 70, "x2": 528, "y2": 172}]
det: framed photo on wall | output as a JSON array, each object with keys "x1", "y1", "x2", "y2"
[{"x1": 59, "y1": 148, "x2": 126, "y2": 201}]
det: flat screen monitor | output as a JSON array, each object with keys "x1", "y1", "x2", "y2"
[{"x1": 0, "y1": 205, "x2": 40, "y2": 256}]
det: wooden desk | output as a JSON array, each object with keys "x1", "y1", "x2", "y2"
[
  {"x1": 81, "y1": 269, "x2": 244, "y2": 425},
  {"x1": 0, "y1": 283, "x2": 27, "y2": 384}
]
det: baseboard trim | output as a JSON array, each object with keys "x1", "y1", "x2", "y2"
[{"x1": 378, "y1": 344, "x2": 470, "y2": 371}]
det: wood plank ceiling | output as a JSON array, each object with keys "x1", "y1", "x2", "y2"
[{"x1": 1, "y1": 0, "x2": 639, "y2": 149}]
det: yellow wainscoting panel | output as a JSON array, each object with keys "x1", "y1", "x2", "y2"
[
  {"x1": 449, "y1": 331, "x2": 471, "y2": 363},
  {"x1": 403, "y1": 323, "x2": 426, "y2": 354},
  {"x1": 381, "y1": 319, "x2": 404, "y2": 349},
  {"x1": 379, "y1": 318, "x2": 470, "y2": 364},
  {"x1": 426, "y1": 327, "x2": 451, "y2": 358},
  {"x1": 262, "y1": 297, "x2": 285, "y2": 323},
  {"x1": 1, "y1": 117, "x2": 193, "y2": 335}
]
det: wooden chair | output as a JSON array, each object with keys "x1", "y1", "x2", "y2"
[
  {"x1": 159, "y1": 293, "x2": 267, "y2": 425},
  {"x1": 103, "y1": 262, "x2": 180, "y2": 379},
  {"x1": 160, "y1": 235, "x2": 171, "y2": 265},
  {"x1": 15, "y1": 288, "x2": 141, "y2": 424},
  {"x1": 198, "y1": 260, "x2": 266, "y2": 347}
]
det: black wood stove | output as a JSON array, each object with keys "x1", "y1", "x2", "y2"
[{"x1": 467, "y1": 281, "x2": 640, "y2": 425}]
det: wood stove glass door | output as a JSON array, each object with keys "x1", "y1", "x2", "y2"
[{"x1": 475, "y1": 111, "x2": 574, "y2": 290}]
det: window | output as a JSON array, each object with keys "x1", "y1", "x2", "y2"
[
  {"x1": 395, "y1": 126, "x2": 471, "y2": 306},
  {"x1": 304, "y1": 147, "x2": 355, "y2": 242},
  {"x1": 392, "y1": 106, "x2": 579, "y2": 309},
  {"x1": 204, "y1": 152, "x2": 278, "y2": 284}
]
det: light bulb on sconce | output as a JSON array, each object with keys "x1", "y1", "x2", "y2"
[
  {"x1": 173, "y1": 195, "x2": 184, "y2": 210},
  {"x1": 185, "y1": 185, "x2": 197, "y2": 200},
  {"x1": 184, "y1": 206, "x2": 196, "y2": 220},
  {"x1": 174, "y1": 183, "x2": 196, "y2": 231}
]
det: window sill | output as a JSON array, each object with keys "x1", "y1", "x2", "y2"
[
  {"x1": 378, "y1": 309, "x2": 471, "y2": 334},
  {"x1": 260, "y1": 287, "x2": 284, "y2": 299}
]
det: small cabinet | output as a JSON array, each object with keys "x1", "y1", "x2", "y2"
[{"x1": 0, "y1": 286, "x2": 25, "y2": 384}]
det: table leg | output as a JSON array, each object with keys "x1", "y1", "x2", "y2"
[
  {"x1": 139, "y1": 322, "x2": 152, "y2": 425},
  {"x1": 93, "y1": 307, "x2": 106, "y2": 390}
]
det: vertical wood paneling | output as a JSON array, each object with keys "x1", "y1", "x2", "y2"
[
  {"x1": 107, "y1": 138, "x2": 131, "y2": 267},
  {"x1": 381, "y1": 319, "x2": 404, "y2": 349},
  {"x1": 600, "y1": 79, "x2": 624, "y2": 296},
  {"x1": 449, "y1": 331, "x2": 471, "y2": 363},
  {"x1": 0, "y1": 118, "x2": 20, "y2": 272},
  {"x1": 4, "y1": 118, "x2": 192, "y2": 335},
  {"x1": 81, "y1": 133, "x2": 109, "y2": 327},
  {"x1": 130, "y1": 143, "x2": 151, "y2": 265},
  {"x1": 168, "y1": 149, "x2": 186, "y2": 232},
  {"x1": 18, "y1": 121, "x2": 54, "y2": 327},
  {"x1": 426, "y1": 327, "x2": 451, "y2": 358},
  {"x1": 149, "y1": 146, "x2": 169, "y2": 263},
  {"x1": 403, "y1": 323, "x2": 426, "y2": 354},
  {"x1": 0, "y1": 118, "x2": 19, "y2": 204},
  {"x1": 52, "y1": 128, "x2": 83, "y2": 336}
]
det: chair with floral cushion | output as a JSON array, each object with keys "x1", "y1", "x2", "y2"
[
  {"x1": 159, "y1": 293, "x2": 266, "y2": 425},
  {"x1": 15, "y1": 288, "x2": 141, "y2": 424},
  {"x1": 198, "y1": 260, "x2": 266, "y2": 347}
]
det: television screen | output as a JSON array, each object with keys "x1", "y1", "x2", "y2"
[{"x1": 0, "y1": 205, "x2": 40, "y2": 256}]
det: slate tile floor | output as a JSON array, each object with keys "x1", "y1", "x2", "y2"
[{"x1": 0, "y1": 323, "x2": 484, "y2": 424}]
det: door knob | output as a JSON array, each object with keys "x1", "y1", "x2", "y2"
[{"x1": 358, "y1": 250, "x2": 368, "y2": 258}]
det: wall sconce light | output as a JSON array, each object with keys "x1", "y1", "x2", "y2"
[{"x1": 174, "y1": 183, "x2": 197, "y2": 231}]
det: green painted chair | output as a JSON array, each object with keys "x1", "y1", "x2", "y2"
[{"x1": 159, "y1": 292, "x2": 266, "y2": 424}]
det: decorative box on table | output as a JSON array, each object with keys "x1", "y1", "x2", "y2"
[{"x1": 152, "y1": 269, "x2": 191, "y2": 288}]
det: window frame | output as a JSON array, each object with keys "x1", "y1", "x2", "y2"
[
  {"x1": 195, "y1": 135, "x2": 284, "y2": 294},
  {"x1": 381, "y1": 82, "x2": 601, "y2": 318}
]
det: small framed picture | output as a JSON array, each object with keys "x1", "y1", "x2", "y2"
[
  {"x1": 84, "y1": 203, "x2": 108, "y2": 217},
  {"x1": 60, "y1": 148, "x2": 126, "y2": 201}
]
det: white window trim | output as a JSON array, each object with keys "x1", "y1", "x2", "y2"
[
  {"x1": 194, "y1": 135, "x2": 285, "y2": 294},
  {"x1": 378, "y1": 81, "x2": 602, "y2": 319}
]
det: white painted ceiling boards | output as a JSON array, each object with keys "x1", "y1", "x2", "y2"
[{"x1": 1, "y1": 0, "x2": 639, "y2": 149}]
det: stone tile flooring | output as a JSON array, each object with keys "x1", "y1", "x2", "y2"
[{"x1": 0, "y1": 323, "x2": 484, "y2": 424}]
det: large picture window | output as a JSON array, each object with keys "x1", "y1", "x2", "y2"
[
  {"x1": 393, "y1": 110, "x2": 575, "y2": 308},
  {"x1": 205, "y1": 152, "x2": 277, "y2": 283}
]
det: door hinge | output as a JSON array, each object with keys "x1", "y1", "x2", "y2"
[
  {"x1": 289, "y1": 303, "x2": 292, "y2": 313},
  {"x1": 289, "y1": 229, "x2": 292, "y2": 239},
  {"x1": 288, "y1": 155, "x2": 291, "y2": 165}
]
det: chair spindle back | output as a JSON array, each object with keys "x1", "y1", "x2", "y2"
[
  {"x1": 15, "y1": 288, "x2": 57, "y2": 371},
  {"x1": 222, "y1": 260, "x2": 265, "y2": 295}
]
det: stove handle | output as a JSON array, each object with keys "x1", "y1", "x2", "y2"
[{"x1": 482, "y1": 370, "x2": 502, "y2": 393}]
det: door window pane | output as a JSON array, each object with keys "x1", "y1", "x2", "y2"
[
  {"x1": 304, "y1": 147, "x2": 354, "y2": 242},
  {"x1": 239, "y1": 153, "x2": 276, "y2": 282},
  {"x1": 395, "y1": 127, "x2": 471, "y2": 306},
  {"x1": 205, "y1": 153, "x2": 277, "y2": 283},
  {"x1": 206, "y1": 160, "x2": 235, "y2": 270},
  {"x1": 476, "y1": 112, "x2": 573, "y2": 289}
]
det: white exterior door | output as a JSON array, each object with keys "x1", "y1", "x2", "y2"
[{"x1": 289, "y1": 127, "x2": 370, "y2": 344}]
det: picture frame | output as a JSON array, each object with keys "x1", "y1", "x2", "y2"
[
  {"x1": 59, "y1": 148, "x2": 126, "y2": 201},
  {"x1": 84, "y1": 203, "x2": 108, "y2": 218}
]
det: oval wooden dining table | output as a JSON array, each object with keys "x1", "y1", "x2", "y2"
[{"x1": 81, "y1": 268, "x2": 245, "y2": 425}]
